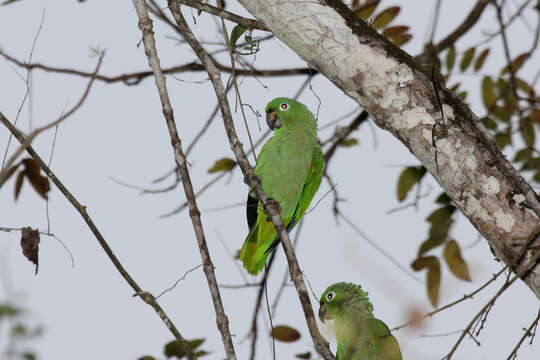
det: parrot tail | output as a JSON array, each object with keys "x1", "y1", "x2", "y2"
[{"x1": 240, "y1": 221, "x2": 277, "y2": 275}]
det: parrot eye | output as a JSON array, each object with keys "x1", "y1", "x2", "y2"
[
  {"x1": 326, "y1": 292, "x2": 335, "y2": 301},
  {"x1": 279, "y1": 103, "x2": 289, "y2": 111}
]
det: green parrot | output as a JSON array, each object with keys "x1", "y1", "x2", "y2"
[
  {"x1": 240, "y1": 97, "x2": 324, "y2": 275},
  {"x1": 319, "y1": 282, "x2": 402, "y2": 360}
]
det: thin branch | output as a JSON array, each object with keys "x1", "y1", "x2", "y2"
[
  {"x1": 417, "y1": 0, "x2": 491, "y2": 61},
  {"x1": 156, "y1": 264, "x2": 203, "y2": 299},
  {"x1": 177, "y1": 0, "x2": 268, "y2": 31},
  {"x1": 0, "y1": 112, "x2": 196, "y2": 360},
  {"x1": 132, "y1": 1, "x2": 237, "y2": 358},
  {"x1": 167, "y1": 2, "x2": 334, "y2": 358},
  {"x1": 391, "y1": 266, "x2": 507, "y2": 331},
  {"x1": 507, "y1": 307, "x2": 540, "y2": 359},
  {"x1": 0, "y1": 49, "x2": 312, "y2": 86},
  {"x1": 0, "y1": 53, "x2": 104, "y2": 185}
]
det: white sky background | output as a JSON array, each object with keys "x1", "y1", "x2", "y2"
[{"x1": 1, "y1": 0, "x2": 539, "y2": 359}]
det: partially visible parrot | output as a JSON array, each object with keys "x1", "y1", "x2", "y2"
[
  {"x1": 240, "y1": 97, "x2": 324, "y2": 275},
  {"x1": 318, "y1": 282, "x2": 402, "y2": 360}
]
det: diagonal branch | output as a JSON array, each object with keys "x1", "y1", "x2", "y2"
[
  {"x1": 132, "y1": 1, "x2": 237, "y2": 358},
  {"x1": 167, "y1": 1, "x2": 334, "y2": 359},
  {"x1": 0, "y1": 111, "x2": 196, "y2": 360},
  {"x1": 0, "y1": 53, "x2": 104, "y2": 185},
  {"x1": 176, "y1": 0, "x2": 267, "y2": 31}
]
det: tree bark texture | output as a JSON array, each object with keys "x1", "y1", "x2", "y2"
[{"x1": 237, "y1": 0, "x2": 540, "y2": 298}]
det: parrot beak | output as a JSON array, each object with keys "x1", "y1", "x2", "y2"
[
  {"x1": 318, "y1": 304, "x2": 327, "y2": 323},
  {"x1": 266, "y1": 109, "x2": 282, "y2": 130}
]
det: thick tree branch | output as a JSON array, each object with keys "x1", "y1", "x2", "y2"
[
  {"x1": 132, "y1": 1, "x2": 237, "y2": 358},
  {"x1": 167, "y1": 2, "x2": 334, "y2": 359},
  {"x1": 0, "y1": 111, "x2": 196, "y2": 360},
  {"x1": 236, "y1": 0, "x2": 540, "y2": 299}
]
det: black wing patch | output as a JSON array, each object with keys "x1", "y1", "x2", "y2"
[{"x1": 246, "y1": 193, "x2": 258, "y2": 230}]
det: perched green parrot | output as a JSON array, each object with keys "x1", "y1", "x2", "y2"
[
  {"x1": 240, "y1": 97, "x2": 324, "y2": 275},
  {"x1": 319, "y1": 282, "x2": 402, "y2": 360}
]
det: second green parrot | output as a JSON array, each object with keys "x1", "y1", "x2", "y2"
[
  {"x1": 240, "y1": 97, "x2": 324, "y2": 275},
  {"x1": 319, "y1": 282, "x2": 402, "y2": 360}
]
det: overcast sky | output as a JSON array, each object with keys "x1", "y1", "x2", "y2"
[{"x1": 1, "y1": 0, "x2": 540, "y2": 359}]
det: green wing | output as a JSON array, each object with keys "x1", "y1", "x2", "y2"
[
  {"x1": 335, "y1": 318, "x2": 401, "y2": 360},
  {"x1": 365, "y1": 318, "x2": 402, "y2": 360},
  {"x1": 240, "y1": 145, "x2": 324, "y2": 275}
]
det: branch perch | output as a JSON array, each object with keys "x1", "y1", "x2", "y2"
[{"x1": 132, "y1": 1, "x2": 237, "y2": 358}]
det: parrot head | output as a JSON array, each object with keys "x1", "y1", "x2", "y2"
[
  {"x1": 264, "y1": 97, "x2": 313, "y2": 130},
  {"x1": 318, "y1": 282, "x2": 373, "y2": 323}
]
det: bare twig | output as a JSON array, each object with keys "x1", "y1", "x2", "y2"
[
  {"x1": 156, "y1": 264, "x2": 203, "y2": 299},
  {"x1": 0, "y1": 49, "x2": 311, "y2": 86},
  {"x1": 392, "y1": 267, "x2": 507, "y2": 331},
  {"x1": 176, "y1": 0, "x2": 267, "y2": 31},
  {"x1": 507, "y1": 307, "x2": 540, "y2": 359},
  {"x1": 417, "y1": 0, "x2": 491, "y2": 62},
  {"x1": 167, "y1": 2, "x2": 334, "y2": 358},
  {"x1": 132, "y1": 1, "x2": 237, "y2": 358},
  {"x1": 0, "y1": 53, "x2": 104, "y2": 185},
  {"x1": 0, "y1": 112, "x2": 196, "y2": 359}
]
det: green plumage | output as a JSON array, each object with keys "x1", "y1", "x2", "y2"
[
  {"x1": 240, "y1": 97, "x2": 324, "y2": 275},
  {"x1": 319, "y1": 282, "x2": 402, "y2": 360}
]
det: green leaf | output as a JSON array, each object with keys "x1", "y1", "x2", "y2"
[
  {"x1": 371, "y1": 6, "x2": 400, "y2": 29},
  {"x1": 0, "y1": 303, "x2": 20, "y2": 317},
  {"x1": 207, "y1": 158, "x2": 236, "y2": 173},
  {"x1": 419, "y1": 206, "x2": 455, "y2": 255},
  {"x1": 481, "y1": 117, "x2": 497, "y2": 130},
  {"x1": 501, "y1": 52, "x2": 530, "y2": 74},
  {"x1": 460, "y1": 47, "x2": 476, "y2": 71},
  {"x1": 427, "y1": 259, "x2": 441, "y2": 307},
  {"x1": 474, "y1": 48, "x2": 490, "y2": 71},
  {"x1": 443, "y1": 240, "x2": 471, "y2": 281},
  {"x1": 354, "y1": 0, "x2": 381, "y2": 20},
  {"x1": 164, "y1": 338, "x2": 207, "y2": 359},
  {"x1": 435, "y1": 192, "x2": 451, "y2": 204},
  {"x1": 295, "y1": 352, "x2": 312, "y2": 359},
  {"x1": 445, "y1": 47, "x2": 456, "y2": 72},
  {"x1": 396, "y1": 166, "x2": 426, "y2": 202},
  {"x1": 271, "y1": 325, "x2": 301, "y2": 342},
  {"x1": 513, "y1": 148, "x2": 532, "y2": 163},
  {"x1": 495, "y1": 132, "x2": 511, "y2": 149},
  {"x1": 229, "y1": 25, "x2": 247, "y2": 49},
  {"x1": 520, "y1": 117, "x2": 535, "y2": 147},
  {"x1": 2, "y1": 0, "x2": 24, "y2": 5},
  {"x1": 492, "y1": 105, "x2": 511, "y2": 123},
  {"x1": 481, "y1": 76, "x2": 497, "y2": 109},
  {"x1": 533, "y1": 171, "x2": 540, "y2": 183},
  {"x1": 338, "y1": 138, "x2": 359, "y2": 147}
]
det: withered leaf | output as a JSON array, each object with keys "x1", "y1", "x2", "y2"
[
  {"x1": 295, "y1": 352, "x2": 312, "y2": 359},
  {"x1": 21, "y1": 158, "x2": 50, "y2": 199},
  {"x1": 14, "y1": 170, "x2": 25, "y2": 200},
  {"x1": 20, "y1": 227, "x2": 40, "y2": 275},
  {"x1": 271, "y1": 325, "x2": 301, "y2": 342}
]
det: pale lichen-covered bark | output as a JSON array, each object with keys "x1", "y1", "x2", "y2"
[{"x1": 238, "y1": 0, "x2": 540, "y2": 298}]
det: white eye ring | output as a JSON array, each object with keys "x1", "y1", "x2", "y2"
[
  {"x1": 326, "y1": 292, "x2": 335, "y2": 301},
  {"x1": 280, "y1": 103, "x2": 289, "y2": 111}
]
